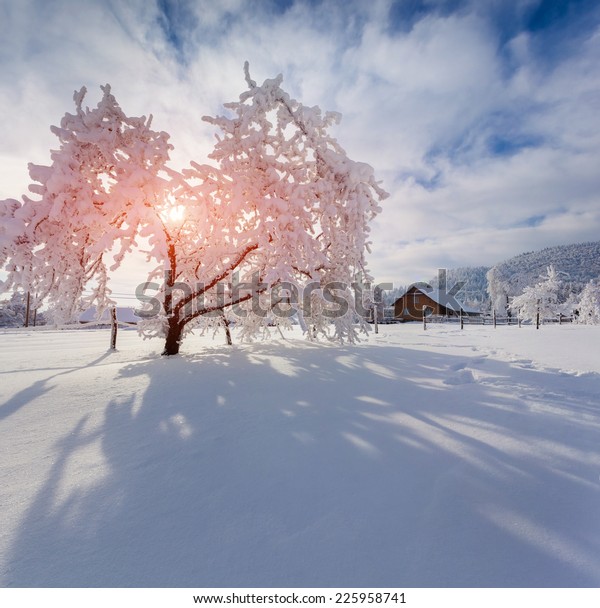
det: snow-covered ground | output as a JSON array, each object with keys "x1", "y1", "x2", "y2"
[{"x1": 1, "y1": 323, "x2": 599, "y2": 587}]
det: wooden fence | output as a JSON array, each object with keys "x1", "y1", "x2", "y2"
[{"x1": 423, "y1": 313, "x2": 574, "y2": 329}]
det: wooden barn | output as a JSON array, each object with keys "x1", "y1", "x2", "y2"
[{"x1": 394, "y1": 285, "x2": 480, "y2": 322}]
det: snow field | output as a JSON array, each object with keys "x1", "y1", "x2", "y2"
[{"x1": 1, "y1": 324, "x2": 599, "y2": 587}]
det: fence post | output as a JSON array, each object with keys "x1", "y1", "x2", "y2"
[
  {"x1": 493, "y1": 309, "x2": 496, "y2": 329},
  {"x1": 110, "y1": 307, "x2": 118, "y2": 350},
  {"x1": 373, "y1": 303, "x2": 378, "y2": 335},
  {"x1": 423, "y1": 311, "x2": 426, "y2": 331},
  {"x1": 536, "y1": 300, "x2": 540, "y2": 330},
  {"x1": 460, "y1": 309, "x2": 464, "y2": 330},
  {"x1": 24, "y1": 291, "x2": 31, "y2": 328}
]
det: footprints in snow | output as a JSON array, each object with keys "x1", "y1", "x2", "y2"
[
  {"x1": 443, "y1": 353, "x2": 539, "y2": 387},
  {"x1": 443, "y1": 356, "x2": 487, "y2": 386},
  {"x1": 510, "y1": 358, "x2": 535, "y2": 369},
  {"x1": 443, "y1": 368, "x2": 476, "y2": 385}
]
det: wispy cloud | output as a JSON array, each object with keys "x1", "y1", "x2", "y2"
[{"x1": 1, "y1": 0, "x2": 599, "y2": 293}]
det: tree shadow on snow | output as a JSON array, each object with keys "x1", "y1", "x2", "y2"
[
  {"x1": 4, "y1": 338, "x2": 600, "y2": 587},
  {"x1": 0, "y1": 351, "x2": 115, "y2": 422}
]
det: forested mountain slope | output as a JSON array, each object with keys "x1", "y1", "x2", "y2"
[{"x1": 487, "y1": 241, "x2": 600, "y2": 311}]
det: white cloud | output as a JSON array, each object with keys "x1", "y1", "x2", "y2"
[{"x1": 1, "y1": 0, "x2": 599, "y2": 296}]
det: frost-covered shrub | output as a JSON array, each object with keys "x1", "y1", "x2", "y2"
[
  {"x1": 509, "y1": 266, "x2": 562, "y2": 322},
  {"x1": 575, "y1": 279, "x2": 600, "y2": 324}
]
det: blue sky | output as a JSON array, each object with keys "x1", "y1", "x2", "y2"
[{"x1": 1, "y1": 0, "x2": 599, "y2": 298}]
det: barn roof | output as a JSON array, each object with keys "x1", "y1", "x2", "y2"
[{"x1": 394, "y1": 284, "x2": 480, "y2": 314}]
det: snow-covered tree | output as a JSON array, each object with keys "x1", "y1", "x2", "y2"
[
  {"x1": 486, "y1": 266, "x2": 512, "y2": 314},
  {"x1": 0, "y1": 85, "x2": 172, "y2": 326},
  {"x1": 575, "y1": 279, "x2": 600, "y2": 324},
  {"x1": 509, "y1": 265, "x2": 562, "y2": 323},
  {"x1": 0, "y1": 292, "x2": 26, "y2": 327},
  {"x1": 1, "y1": 65, "x2": 387, "y2": 355},
  {"x1": 0, "y1": 291, "x2": 46, "y2": 327}
]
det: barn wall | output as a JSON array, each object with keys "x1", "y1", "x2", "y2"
[{"x1": 394, "y1": 287, "x2": 442, "y2": 321}]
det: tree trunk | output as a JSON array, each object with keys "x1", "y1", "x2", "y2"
[
  {"x1": 24, "y1": 292, "x2": 31, "y2": 328},
  {"x1": 163, "y1": 319, "x2": 183, "y2": 355},
  {"x1": 162, "y1": 241, "x2": 183, "y2": 356},
  {"x1": 222, "y1": 314, "x2": 233, "y2": 346}
]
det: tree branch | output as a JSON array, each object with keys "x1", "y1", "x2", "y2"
[{"x1": 173, "y1": 242, "x2": 260, "y2": 317}]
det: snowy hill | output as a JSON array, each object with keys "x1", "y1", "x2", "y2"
[
  {"x1": 382, "y1": 267, "x2": 490, "y2": 309},
  {"x1": 487, "y1": 241, "x2": 600, "y2": 311},
  {"x1": 428, "y1": 266, "x2": 490, "y2": 309},
  {"x1": 382, "y1": 285, "x2": 408, "y2": 306}
]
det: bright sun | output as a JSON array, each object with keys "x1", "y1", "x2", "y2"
[{"x1": 167, "y1": 205, "x2": 185, "y2": 224}]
